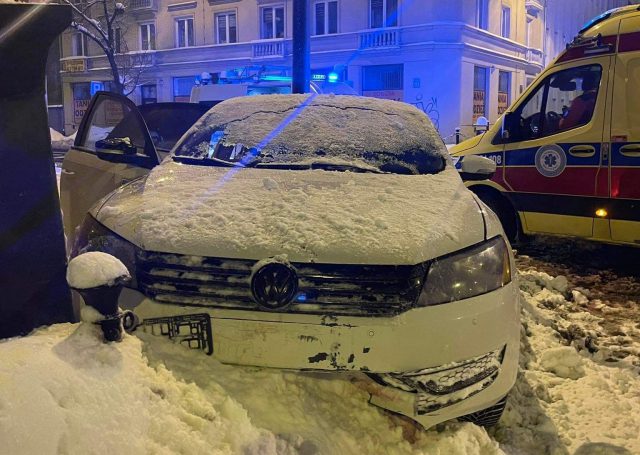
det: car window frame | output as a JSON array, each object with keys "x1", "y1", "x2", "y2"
[{"x1": 73, "y1": 91, "x2": 160, "y2": 165}]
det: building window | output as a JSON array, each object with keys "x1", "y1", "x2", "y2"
[
  {"x1": 140, "y1": 23, "x2": 156, "y2": 50},
  {"x1": 476, "y1": 0, "x2": 488, "y2": 30},
  {"x1": 173, "y1": 76, "x2": 195, "y2": 102},
  {"x1": 114, "y1": 27, "x2": 122, "y2": 54},
  {"x1": 498, "y1": 71, "x2": 511, "y2": 115},
  {"x1": 362, "y1": 64, "x2": 403, "y2": 100},
  {"x1": 370, "y1": 0, "x2": 397, "y2": 28},
  {"x1": 216, "y1": 12, "x2": 237, "y2": 44},
  {"x1": 314, "y1": 1, "x2": 338, "y2": 35},
  {"x1": 501, "y1": 6, "x2": 511, "y2": 38},
  {"x1": 260, "y1": 5, "x2": 285, "y2": 39},
  {"x1": 71, "y1": 32, "x2": 86, "y2": 56},
  {"x1": 175, "y1": 17, "x2": 194, "y2": 48},
  {"x1": 473, "y1": 66, "x2": 488, "y2": 123},
  {"x1": 141, "y1": 84, "x2": 157, "y2": 104}
]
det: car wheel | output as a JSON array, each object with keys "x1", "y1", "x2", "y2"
[
  {"x1": 481, "y1": 193, "x2": 519, "y2": 244},
  {"x1": 458, "y1": 395, "x2": 507, "y2": 428}
]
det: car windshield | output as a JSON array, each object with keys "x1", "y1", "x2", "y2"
[{"x1": 173, "y1": 94, "x2": 447, "y2": 175}]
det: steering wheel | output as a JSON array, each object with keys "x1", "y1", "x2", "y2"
[
  {"x1": 547, "y1": 111, "x2": 560, "y2": 122},
  {"x1": 545, "y1": 111, "x2": 561, "y2": 133}
]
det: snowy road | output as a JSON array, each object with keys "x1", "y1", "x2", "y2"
[{"x1": 1, "y1": 239, "x2": 638, "y2": 454}]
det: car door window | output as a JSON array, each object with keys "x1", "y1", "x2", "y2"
[
  {"x1": 508, "y1": 64, "x2": 602, "y2": 143},
  {"x1": 80, "y1": 96, "x2": 146, "y2": 152}
]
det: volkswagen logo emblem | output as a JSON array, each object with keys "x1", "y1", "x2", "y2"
[{"x1": 251, "y1": 262, "x2": 298, "y2": 311}]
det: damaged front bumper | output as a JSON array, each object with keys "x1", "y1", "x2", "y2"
[{"x1": 122, "y1": 281, "x2": 519, "y2": 428}]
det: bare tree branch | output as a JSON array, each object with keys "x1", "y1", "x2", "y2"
[{"x1": 59, "y1": 0, "x2": 145, "y2": 96}]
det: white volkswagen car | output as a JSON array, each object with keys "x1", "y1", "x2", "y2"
[{"x1": 61, "y1": 93, "x2": 519, "y2": 429}]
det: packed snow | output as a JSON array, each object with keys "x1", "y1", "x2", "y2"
[
  {"x1": 96, "y1": 164, "x2": 484, "y2": 264},
  {"x1": 66, "y1": 251, "x2": 130, "y2": 289},
  {"x1": 1, "y1": 263, "x2": 638, "y2": 454},
  {"x1": 50, "y1": 127, "x2": 74, "y2": 152}
]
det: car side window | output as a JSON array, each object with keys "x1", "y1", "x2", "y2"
[
  {"x1": 507, "y1": 64, "x2": 602, "y2": 143},
  {"x1": 80, "y1": 97, "x2": 144, "y2": 151}
]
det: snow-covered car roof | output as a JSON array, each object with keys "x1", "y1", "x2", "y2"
[{"x1": 174, "y1": 94, "x2": 447, "y2": 174}]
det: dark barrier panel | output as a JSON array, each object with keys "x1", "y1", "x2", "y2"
[{"x1": 0, "y1": 4, "x2": 73, "y2": 338}]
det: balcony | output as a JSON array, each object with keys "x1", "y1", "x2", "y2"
[
  {"x1": 129, "y1": 0, "x2": 156, "y2": 10},
  {"x1": 525, "y1": 0, "x2": 544, "y2": 17},
  {"x1": 359, "y1": 28, "x2": 399, "y2": 50},
  {"x1": 526, "y1": 48, "x2": 544, "y2": 66},
  {"x1": 252, "y1": 39, "x2": 286, "y2": 59}
]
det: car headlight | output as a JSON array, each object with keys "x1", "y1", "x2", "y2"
[
  {"x1": 418, "y1": 236, "x2": 511, "y2": 306},
  {"x1": 72, "y1": 214, "x2": 138, "y2": 287}
]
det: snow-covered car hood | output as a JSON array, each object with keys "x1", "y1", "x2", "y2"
[{"x1": 93, "y1": 161, "x2": 486, "y2": 265}]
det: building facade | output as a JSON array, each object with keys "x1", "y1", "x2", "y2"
[{"x1": 57, "y1": 0, "x2": 635, "y2": 140}]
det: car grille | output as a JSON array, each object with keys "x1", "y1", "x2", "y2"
[
  {"x1": 136, "y1": 251, "x2": 428, "y2": 316},
  {"x1": 369, "y1": 346, "x2": 506, "y2": 414}
]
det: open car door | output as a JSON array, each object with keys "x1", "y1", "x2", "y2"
[
  {"x1": 60, "y1": 92, "x2": 209, "y2": 250},
  {"x1": 60, "y1": 91, "x2": 158, "y2": 250}
]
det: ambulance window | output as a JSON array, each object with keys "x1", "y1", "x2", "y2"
[
  {"x1": 552, "y1": 66, "x2": 601, "y2": 133},
  {"x1": 507, "y1": 64, "x2": 601, "y2": 143}
]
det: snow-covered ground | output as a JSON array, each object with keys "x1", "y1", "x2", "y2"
[{"x1": 1, "y1": 248, "x2": 638, "y2": 454}]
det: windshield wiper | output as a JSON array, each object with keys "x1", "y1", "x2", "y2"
[
  {"x1": 172, "y1": 155, "x2": 237, "y2": 167},
  {"x1": 256, "y1": 161, "x2": 385, "y2": 173}
]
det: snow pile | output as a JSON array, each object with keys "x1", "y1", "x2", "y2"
[
  {"x1": 494, "y1": 270, "x2": 640, "y2": 454},
  {"x1": 0, "y1": 324, "x2": 284, "y2": 455},
  {"x1": 0, "y1": 323, "x2": 503, "y2": 455},
  {"x1": 50, "y1": 127, "x2": 74, "y2": 152},
  {"x1": 67, "y1": 252, "x2": 130, "y2": 289},
  {"x1": 97, "y1": 163, "x2": 482, "y2": 264}
]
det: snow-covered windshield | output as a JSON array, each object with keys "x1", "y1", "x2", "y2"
[{"x1": 173, "y1": 94, "x2": 447, "y2": 175}]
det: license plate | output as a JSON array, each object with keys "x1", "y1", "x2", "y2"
[{"x1": 141, "y1": 313, "x2": 213, "y2": 355}]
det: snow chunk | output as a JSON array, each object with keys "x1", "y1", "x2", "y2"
[
  {"x1": 571, "y1": 289, "x2": 589, "y2": 306},
  {"x1": 67, "y1": 252, "x2": 130, "y2": 289},
  {"x1": 539, "y1": 346, "x2": 585, "y2": 379}
]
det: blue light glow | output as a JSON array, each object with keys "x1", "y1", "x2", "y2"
[
  {"x1": 327, "y1": 72, "x2": 339, "y2": 83},
  {"x1": 296, "y1": 293, "x2": 307, "y2": 302}
]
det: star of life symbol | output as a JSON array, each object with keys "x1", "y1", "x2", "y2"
[{"x1": 535, "y1": 144, "x2": 567, "y2": 178}]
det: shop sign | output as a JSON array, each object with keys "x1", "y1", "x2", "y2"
[
  {"x1": 62, "y1": 59, "x2": 86, "y2": 73},
  {"x1": 473, "y1": 89, "x2": 485, "y2": 122},
  {"x1": 498, "y1": 92, "x2": 509, "y2": 115},
  {"x1": 73, "y1": 99, "x2": 90, "y2": 124}
]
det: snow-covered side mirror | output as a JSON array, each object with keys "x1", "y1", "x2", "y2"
[
  {"x1": 458, "y1": 155, "x2": 497, "y2": 181},
  {"x1": 67, "y1": 252, "x2": 131, "y2": 342}
]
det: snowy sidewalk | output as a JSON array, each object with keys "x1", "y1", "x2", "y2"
[{"x1": 1, "y1": 268, "x2": 638, "y2": 454}]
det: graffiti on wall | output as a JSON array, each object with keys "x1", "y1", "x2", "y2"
[{"x1": 411, "y1": 94, "x2": 440, "y2": 131}]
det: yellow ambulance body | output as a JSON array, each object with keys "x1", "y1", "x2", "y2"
[{"x1": 451, "y1": 5, "x2": 640, "y2": 246}]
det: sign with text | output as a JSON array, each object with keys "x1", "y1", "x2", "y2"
[
  {"x1": 498, "y1": 92, "x2": 509, "y2": 115},
  {"x1": 62, "y1": 58, "x2": 86, "y2": 73},
  {"x1": 73, "y1": 99, "x2": 90, "y2": 124},
  {"x1": 473, "y1": 89, "x2": 486, "y2": 123}
]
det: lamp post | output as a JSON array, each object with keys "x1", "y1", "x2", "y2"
[{"x1": 292, "y1": 0, "x2": 310, "y2": 94}]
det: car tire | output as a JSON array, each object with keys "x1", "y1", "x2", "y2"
[
  {"x1": 458, "y1": 395, "x2": 508, "y2": 428},
  {"x1": 480, "y1": 193, "x2": 519, "y2": 244}
]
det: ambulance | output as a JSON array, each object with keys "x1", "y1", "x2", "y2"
[{"x1": 451, "y1": 5, "x2": 640, "y2": 246}]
